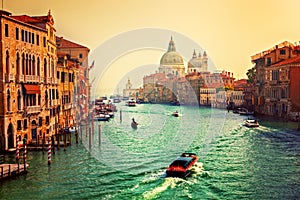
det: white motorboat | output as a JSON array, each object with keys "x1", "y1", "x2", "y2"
[{"x1": 244, "y1": 119, "x2": 259, "y2": 127}]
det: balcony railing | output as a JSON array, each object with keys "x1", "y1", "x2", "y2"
[
  {"x1": 270, "y1": 80, "x2": 278, "y2": 85},
  {"x1": 5, "y1": 73, "x2": 14, "y2": 82},
  {"x1": 25, "y1": 75, "x2": 39, "y2": 83},
  {"x1": 17, "y1": 74, "x2": 24, "y2": 83},
  {"x1": 26, "y1": 106, "x2": 41, "y2": 114},
  {"x1": 44, "y1": 77, "x2": 52, "y2": 84}
]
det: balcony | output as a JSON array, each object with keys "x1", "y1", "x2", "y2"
[
  {"x1": 5, "y1": 73, "x2": 14, "y2": 82},
  {"x1": 63, "y1": 103, "x2": 72, "y2": 110},
  {"x1": 25, "y1": 75, "x2": 40, "y2": 83},
  {"x1": 26, "y1": 106, "x2": 41, "y2": 114},
  {"x1": 44, "y1": 77, "x2": 52, "y2": 84},
  {"x1": 270, "y1": 80, "x2": 278, "y2": 85},
  {"x1": 17, "y1": 74, "x2": 24, "y2": 83},
  {"x1": 51, "y1": 99, "x2": 59, "y2": 106}
]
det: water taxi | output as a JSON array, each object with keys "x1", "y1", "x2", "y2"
[
  {"x1": 166, "y1": 153, "x2": 198, "y2": 178},
  {"x1": 244, "y1": 119, "x2": 259, "y2": 127},
  {"x1": 126, "y1": 99, "x2": 136, "y2": 107}
]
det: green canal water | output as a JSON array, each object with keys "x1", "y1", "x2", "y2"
[{"x1": 0, "y1": 104, "x2": 300, "y2": 199}]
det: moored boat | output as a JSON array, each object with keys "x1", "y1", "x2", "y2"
[
  {"x1": 239, "y1": 108, "x2": 254, "y2": 116},
  {"x1": 166, "y1": 153, "x2": 198, "y2": 178},
  {"x1": 94, "y1": 114, "x2": 110, "y2": 121},
  {"x1": 126, "y1": 99, "x2": 136, "y2": 107},
  {"x1": 244, "y1": 119, "x2": 259, "y2": 127}
]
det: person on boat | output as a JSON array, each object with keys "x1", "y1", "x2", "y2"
[{"x1": 132, "y1": 117, "x2": 138, "y2": 125}]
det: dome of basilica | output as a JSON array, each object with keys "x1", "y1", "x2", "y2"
[
  {"x1": 160, "y1": 51, "x2": 184, "y2": 65},
  {"x1": 160, "y1": 37, "x2": 184, "y2": 66}
]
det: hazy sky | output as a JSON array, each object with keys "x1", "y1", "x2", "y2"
[{"x1": 5, "y1": 0, "x2": 300, "y2": 96}]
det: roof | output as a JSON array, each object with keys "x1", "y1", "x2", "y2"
[
  {"x1": 56, "y1": 37, "x2": 89, "y2": 49},
  {"x1": 12, "y1": 15, "x2": 44, "y2": 23},
  {"x1": 272, "y1": 55, "x2": 300, "y2": 67}
]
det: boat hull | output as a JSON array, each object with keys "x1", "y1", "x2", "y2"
[
  {"x1": 166, "y1": 153, "x2": 198, "y2": 178},
  {"x1": 131, "y1": 122, "x2": 138, "y2": 129}
]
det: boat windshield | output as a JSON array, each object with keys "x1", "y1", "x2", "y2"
[{"x1": 170, "y1": 157, "x2": 193, "y2": 168}]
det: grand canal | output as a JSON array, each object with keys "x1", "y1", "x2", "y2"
[{"x1": 1, "y1": 103, "x2": 300, "y2": 199}]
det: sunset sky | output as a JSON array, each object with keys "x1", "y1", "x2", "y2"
[{"x1": 5, "y1": 0, "x2": 300, "y2": 96}]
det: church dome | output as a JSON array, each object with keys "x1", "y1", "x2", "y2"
[
  {"x1": 160, "y1": 37, "x2": 184, "y2": 66},
  {"x1": 160, "y1": 51, "x2": 184, "y2": 65}
]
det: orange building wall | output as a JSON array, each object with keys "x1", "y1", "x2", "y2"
[{"x1": 290, "y1": 66, "x2": 300, "y2": 109}]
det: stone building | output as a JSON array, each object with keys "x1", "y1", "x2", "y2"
[
  {"x1": 187, "y1": 49, "x2": 208, "y2": 73},
  {"x1": 56, "y1": 53, "x2": 78, "y2": 128},
  {"x1": 56, "y1": 37, "x2": 90, "y2": 124},
  {"x1": 123, "y1": 79, "x2": 139, "y2": 99},
  {"x1": 251, "y1": 41, "x2": 300, "y2": 118},
  {"x1": 0, "y1": 10, "x2": 58, "y2": 150}
]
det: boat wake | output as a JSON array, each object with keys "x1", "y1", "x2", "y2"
[
  {"x1": 141, "y1": 162, "x2": 206, "y2": 199},
  {"x1": 142, "y1": 178, "x2": 184, "y2": 199}
]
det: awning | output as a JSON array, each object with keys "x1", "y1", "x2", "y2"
[{"x1": 24, "y1": 84, "x2": 41, "y2": 94}]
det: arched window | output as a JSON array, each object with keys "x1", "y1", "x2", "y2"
[
  {"x1": 37, "y1": 57, "x2": 40, "y2": 76},
  {"x1": 28, "y1": 55, "x2": 32, "y2": 75},
  {"x1": 51, "y1": 59, "x2": 54, "y2": 78},
  {"x1": 21, "y1": 53, "x2": 25, "y2": 75},
  {"x1": 6, "y1": 51, "x2": 9, "y2": 74},
  {"x1": 45, "y1": 90, "x2": 48, "y2": 108},
  {"x1": 25, "y1": 54, "x2": 29, "y2": 75},
  {"x1": 7, "y1": 89, "x2": 11, "y2": 111},
  {"x1": 17, "y1": 90, "x2": 22, "y2": 110},
  {"x1": 16, "y1": 53, "x2": 20, "y2": 75},
  {"x1": 44, "y1": 58, "x2": 47, "y2": 78},
  {"x1": 32, "y1": 55, "x2": 36, "y2": 75}
]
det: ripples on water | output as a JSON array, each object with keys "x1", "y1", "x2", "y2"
[{"x1": 0, "y1": 104, "x2": 299, "y2": 199}]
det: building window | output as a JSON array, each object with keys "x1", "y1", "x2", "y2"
[
  {"x1": 28, "y1": 32, "x2": 31, "y2": 43},
  {"x1": 16, "y1": 53, "x2": 20, "y2": 75},
  {"x1": 37, "y1": 57, "x2": 40, "y2": 76},
  {"x1": 25, "y1": 31, "x2": 28, "y2": 42},
  {"x1": 6, "y1": 51, "x2": 10, "y2": 74},
  {"x1": 57, "y1": 71, "x2": 60, "y2": 79},
  {"x1": 39, "y1": 117, "x2": 42, "y2": 126},
  {"x1": 16, "y1": 27, "x2": 19, "y2": 40},
  {"x1": 7, "y1": 89, "x2": 11, "y2": 111},
  {"x1": 5, "y1": 24, "x2": 9, "y2": 37},
  {"x1": 17, "y1": 90, "x2": 22, "y2": 110},
  {"x1": 61, "y1": 72, "x2": 65, "y2": 82},
  {"x1": 79, "y1": 53, "x2": 83, "y2": 58},
  {"x1": 32, "y1": 33, "x2": 35, "y2": 44},
  {"x1": 24, "y1": 119, "x2": 28, "y2": 130},
  {"x1": 43, "y1": 37, "x2": 46, "y2": 47},
  {"x1": 17, "y1": 120, "x2": 22, "y2": 131},
  {"x1": 267, "y1": 57, "x2": 272, "y2": 66},
  {"x1": 21, "y1": 29, "x2": 24, "y2": 41},
  {"x1": 280, "y1": 49, "x2": 286, "y2": 55},
  {"x1": 46, "y1": 116, "x2": 50, "y2": 125},
  {"x1": 36, "y1": 34, "x2": 39, "y2": 46}
]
